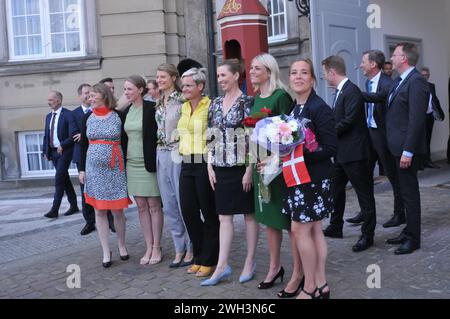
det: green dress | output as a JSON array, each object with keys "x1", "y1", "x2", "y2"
[
  {"x1": 252, "y1": 89, "x2": 293, "y2": 230},
  {"x1": 124, "y1": 104, "x2": 160, "y2": 197}
]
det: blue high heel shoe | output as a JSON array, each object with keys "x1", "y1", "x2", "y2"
[
  {"x1": 200, "y1": 265, "x2": 232, "y2": 286},
  {"x1": 239, "y1": 262, "x2": 256, "y2": 284}
]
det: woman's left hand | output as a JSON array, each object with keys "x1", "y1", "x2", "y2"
[{"x1": 242, "y1": 170, "x2": 253, "y2": 193}]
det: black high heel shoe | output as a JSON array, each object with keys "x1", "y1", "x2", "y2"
[
  {"x1": 277, "y1": 276, "x2": 304, "y2": 298},
  {"x1": 300, "y1": 288, "x2": 321, "y2": 299},
  {"x1": 257, "y1": 267, "x2": 285, "y2": 290},
  {"x1": 119, "y1": 249, "x2": 129, "y2": 261},
  {"x1": 318, "y1": 283, "x2": 330, "y2": 299},
  {"x1": 102, "y1": 252, "x2": 112, "y2": 268}
]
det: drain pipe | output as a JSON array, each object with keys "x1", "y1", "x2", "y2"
[{"x1": 205, "y1": 0, "x2": 218, "y2": 98}]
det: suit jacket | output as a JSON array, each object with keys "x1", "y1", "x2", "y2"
[
  {"x1": 122, "y1": 100, "x2": 158, "y2": 173},
  {"x1": 429, "y1": 82, "x2": 445, "y2": 120},
  {"x1": 333, "y1": 80, "x2": 369, "y2": 164},
  {"x1": 295, "y1": 90, "x2": 337, "y2": 183},
  {"x1": 386, "y1": 68, "x2": 429, "y2": 157},
  {"x1": 71, "y1": 105, "x2": 87, "y2": 165},
  {"x1": 43, "y1": 107, "x2": 75, "y2": 160},
  {"x1": 362, "y1": 72, "x2": 395, "y2": 130}
]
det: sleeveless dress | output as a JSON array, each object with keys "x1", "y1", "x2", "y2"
[
  {"x1": 84, "y1": 112, "x2": 131, "y2": 210},
  {"x1": 252, "y1": 89, "x2": 293, "y2": 230}
]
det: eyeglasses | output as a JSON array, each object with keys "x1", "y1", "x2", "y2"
[{"x1": 391, "y1": 54, "x2": 405, "y2": 58}]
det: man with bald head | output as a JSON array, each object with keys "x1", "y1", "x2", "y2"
[{"x1": 43, "y1": 91, "x2": 79, "y2": 218}]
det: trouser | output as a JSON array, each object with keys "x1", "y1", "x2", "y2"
[
  {"x1": 425, "y1": 114, "x2": 434, "y2": 162},
  {"x1": 51, "y1": 149, "x2": 77, "y2": 211},
  {"x1": 179, "y1": 156, "x2": 219, "y2": 267},
  {"x1": 157, "y1": 150, "x2": 192, "y2": 254},
  {"x1": 331, "y1": 160, "x2": 377, "y2": 238}
]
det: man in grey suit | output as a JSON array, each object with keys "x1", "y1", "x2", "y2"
[{"x1": 385, "y1": 43, "x2": 429, "y2": 255}]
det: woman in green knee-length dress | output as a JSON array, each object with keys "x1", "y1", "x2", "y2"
[
  {"x1": 123, "y1": 75, "x2": 163, "y2": 266},
  {"x1": 250, "y1": 53, "x2": 304, "y2": 295}
]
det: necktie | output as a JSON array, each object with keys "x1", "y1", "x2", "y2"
[
  {"x1": 332, "y1": 88, "x2": 339, "y2": 109},
  {"x1": 85, "y1": 107, "x2": 91, "y2": 114},
  {"x1": 367, "y1": 81, "x2": 374, "y2": 128},
  {"x1": 49, "y1": 112, "x2": 57, "y2": 148},
  {"x1": 389, "y1": 77, "x2": 402, "y2": 104}
]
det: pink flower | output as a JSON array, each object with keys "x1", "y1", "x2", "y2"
[
  {"x1": 278, "y1": 122, "x2": 292, "y2": 137},
  {"x1": 304, "y1": 128, "x2": 319, "y2": 152}
]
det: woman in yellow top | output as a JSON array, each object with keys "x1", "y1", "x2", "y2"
[{"x1": 177, "y1": 68, "x2": 219, "y2": 278}]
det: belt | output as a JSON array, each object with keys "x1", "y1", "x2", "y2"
[{"x1": 89, "y1": 140, "x2": 124, "y2": 172}]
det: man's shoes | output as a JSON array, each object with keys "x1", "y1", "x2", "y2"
[
  {"x1": 346, "y1": 212, "x2": 364, "y2": 224},
  {"x1": 64, "y1": 206, "x2": 80, "y2": 216},
  {"x1": 323, "y1": 225, "x2": 343, "y2": 239},
  {"x1": 394, "y1": 240, "x2": 420, "y2": 255},
  {"x1": 382, "y1": 215, "x2": 406, "y2": 228},
  {"x1": 44, "y1": 210, "x2": 58, "y2": 219},
  {"x1": 80, "y1": 223, "x2": 96, "y2": 236},
  {"x1": 386, "y1": 233, "x2": 407, "y2": 245},
  {"x1": 352, "y1": 236, "x2": 374, "y2": 252}
]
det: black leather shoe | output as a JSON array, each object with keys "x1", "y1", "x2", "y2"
[
  {"x1": 103, "y1": 252, "x2": 112, "y2": 268},
  {"x1": 257, "y1": 267, "x2": 285, "y2": 289},
  {"x1": 346, "y1": 212, "x2": 364, "y2": 224},
  {"x1": 382, "y1": 215, "x2": 406, "y2": 228},
  {"x1": 80, "y1": 223, "x2": 96, "y2": 236},
  {"x1": 323, "y1": 225, "x2": 343, "y2": 239},
  {"x1": 386, "y1": 233, "x2": 407, "y2": 245},
  {"x1": 394, "y1": 240, "x2": 420, "y2": 255},
  {"x1": 64, "y1": 206, "x2": 80, "y2": 216},
  {"x1": 278, "y1": 277, "x2": 304, "y2": 298},
  {"x1": 44, "y1": 210, "x2": 58, "y2": 219},
  {"x1": 119, "y1": 250, "x2": 130, "y2": 261},
  {"x1": 352, "y1": 236, "x2": 374, "y2": 252}
]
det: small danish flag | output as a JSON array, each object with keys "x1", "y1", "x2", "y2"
[{"x1": 282, "y1": 144, "x2": 311, "y2": 187}]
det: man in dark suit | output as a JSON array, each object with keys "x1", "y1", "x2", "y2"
[
  {"x1": 43, "y1": 91, "x2": 79, "y2": 218},
  {"x1": 420, "y1": 67, "x2": 443, "y2": 169},
  {"x1": 347, "y1": 50, "x2": 406, "y2": 229},
  {"x1": 72, "y1": 84, "x2": 96, "y2": 235},
  {"x1": 321, "y1": 56, "x2": 377, "y2": 252},
  {"x1": 385, "y1": 42, "x2": 429, "y2": 255}
]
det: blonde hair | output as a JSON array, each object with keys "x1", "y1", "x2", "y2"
[
  {"x1": 157, "y1": 63, "x2": 181, "y2": 92},
  {"x1": 252, "y1": 53, "x2": 286, "y2": 95}
]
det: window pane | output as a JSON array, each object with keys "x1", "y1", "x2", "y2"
[
  {"x1": 274, "y1": 16, "x2": 280, "y2": 35},
  {"x1": 42, "y1": 158, "x2": 54, "y2": 170},
  {"x1": 280, "y1": 14, "x2": 285, "y2": 35},
  {"x1": 12, "y1": 0, "x2": 26, "y2": 16},
  {"x1": 27, "y1": 154, "x2": 40, "y2": 171},
  {"x1": 25, "y1": 134, "x2": 39, "y2": 152},
  {"x1": 27, "y1": 15, "x2": 41, "y2": 34},
  {"x1": 50, "y1": 13, "x2": 64, "y2": 33},
  {"x1": 51, "y1": 34, "x2": 66, "y2": 52},
  {"x1": 268, "y1": 16, "x2": 273, "y2": 37},
  {"x1": 13, "y1": 17, "x2": 27, "y2": 36},
  {"x1": 14, "y1": 37, "x2": 28, "y2": 55},
  {"x1": 267, "y1": 0, "x2": 272, "y2": 14},
  {"x1": 65, "y1": 12, "x2": 80, "y2": 31},
  {"x1": 273, "y1": 0, "x2": 279, "y2": 14},
  {"x1": 26, "y1": 0, "x2": 40, "y2": 15},
  {"x1": 65, "y1": 0, "x2": 78, "y2": 10},
  {"x1": 66, "y1": 32, "x2": 80, "y2": 52},
  {"x1": 279, "y1": 0, "x2": 285, "y2": 13},
  {"x1": 28, "y1": 36, "x2": 42, "y2": 54},
  {"x1": 49, "y1": 0, "x2": 63, "y2": 13}
]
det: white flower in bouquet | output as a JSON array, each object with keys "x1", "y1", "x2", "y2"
[
  {"x1": 281, "y1": 134, "x2": 294, "y2": 145},
  {"x1": 288, "y1": 120, "x2": 299, "y2": 132}
]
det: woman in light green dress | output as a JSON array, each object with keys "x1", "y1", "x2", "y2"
[{"x1": 123, "y1": 75, "x2": 163, "y2": 265}]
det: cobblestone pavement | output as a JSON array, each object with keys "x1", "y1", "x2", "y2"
[{"x1": 1, "y1": 162, "x2": 449, "y2": 299}]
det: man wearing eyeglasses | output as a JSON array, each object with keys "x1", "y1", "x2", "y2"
[{"x1": 385, "y1": 43, "x2": 429, "y2": 255}]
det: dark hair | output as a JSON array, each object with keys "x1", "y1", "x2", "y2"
[
  {"x1": 125, "y1": 75, "x2": 149, "y2": 97},
  {"x1": 363, "y1": 50, "x2": 386, "y2": 70},
  {"x1": 384, "y1": 61, "x2": 393, "y2": 66},
  {"x1": 92, "y1": 83, "x2": 117, "y2": 110},
  {"x1": 321, "y1": 55, "x2": 347, "y2": 76},
  {"x1": 147, "y1": 79, "x2": 157, "y2": 87},
  {"x1": 290, "y1": 58, "x2": 317, "y2": 83},
  {"x1": 77, "y1": 83, "x2": 91, "y2": 96},
  {"x1": 219, "y1": 59, "x2": 242, "y2": 75},
  {"x1": 177, "y1": 59, "x2": 203, "y2": 79},
  {"x1": 99, "y1": 77, "x2": 113, "y2": 84},
  {"x1": 396, "y1": 42, "x2": 420, "y2": 66}
]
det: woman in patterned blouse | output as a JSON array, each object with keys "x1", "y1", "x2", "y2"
[
  {"x1": 155, "y1": 64, "x2": 194, "y2": 268},
  {"x1": 200, "y1": 59, "x2": 258, "y2": 286}
]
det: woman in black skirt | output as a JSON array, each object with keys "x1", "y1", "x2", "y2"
[
  {"x1": 202, "y1": 59, "x2": 258, "y2": 286},
  {"x1": 282, "y1": 59, "x2": 337, "y2": 299}
]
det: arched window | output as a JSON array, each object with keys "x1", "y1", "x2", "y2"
[{"x1": 267, "y1": 0, "x2": 288, "y2": 43}]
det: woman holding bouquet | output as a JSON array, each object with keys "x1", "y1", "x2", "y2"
[
  {"x1": 249, "y1": 53, "x2": 303, "y2": 295},
  {"x1": 283, "y1": 59, "x2": 337, "y2": 299},
  {"x1": 202, "y1": 59, "x2": 257, "y2": 286}
]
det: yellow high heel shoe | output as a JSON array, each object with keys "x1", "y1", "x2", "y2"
[
  {"x1": 187, "y1": 264, "x2": 201, "y2": 274},
  {"x1": 196, "y1": 266, "x2": 214, "y2": 278}
]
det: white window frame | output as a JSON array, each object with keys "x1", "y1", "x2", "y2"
[
  {"x1": 5, "y1": 0, "x2": 86, "y2": 62},
  {"x1": 267, "y1": 0, "x2": 288, "y2": 43},
  {"x1": 18, "y1": 131, "x2": 77, "y2": 178}
]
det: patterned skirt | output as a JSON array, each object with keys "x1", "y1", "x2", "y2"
[{"x1": 282, "y1": 179, "x2": 333, "y2": 223}]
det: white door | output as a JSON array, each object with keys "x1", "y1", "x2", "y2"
[{"x1": 311, "y1": 0, "x2": 371, "y2": 105}]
